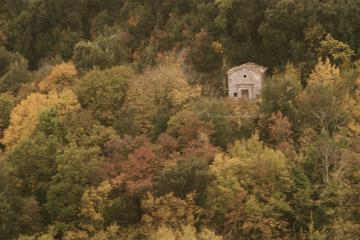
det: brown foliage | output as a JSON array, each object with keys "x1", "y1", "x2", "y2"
[
  {"x1": 167, "y1": 109, "x2": 214, "y2": 148},
  {"x1": 268, "y1": 111, "x2": 294, "y2": 154},
  {"x1": 119, "y1": 146, "x2": 159, "y2": 194}
]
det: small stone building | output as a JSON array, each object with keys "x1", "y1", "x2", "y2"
[{"x1": 227, "y1": 62, "x2": 268, "y2": 100}]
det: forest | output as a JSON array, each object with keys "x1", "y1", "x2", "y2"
[{"x1": 0, "y1": 0, "x2": 360, "y2": 239}]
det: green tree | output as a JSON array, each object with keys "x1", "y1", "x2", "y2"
[
  {"x1": 319, "y1": 34, "x2": 355, "y2": 67},
  {"x1": 46, "y1": 145, "x2": 105, "y2": 224},
  {"x1": 0, "y1": 55, "x2": 31, "y2": 94},
  {"x1": 259, "y1": 65, "x2": 302, "y2": 143},
  {"x1": 104, "y1": 193, "x2": 141, "y2": 227},
  {"x1": 206, "y1": 135, "x2": 293, "y2": 239},
  {"x1": 190, "y1": 98, "x2": 258, "y2": 149},
  {"x1": 0, "y1": 158, "x2": 22, "y2": 239},
  {"x1": 155, "y1": 157, "x2": 210, "y2": 205},
  {"x1": 76, "y1": 66, "x2": 134, "y2": 125},
  {"x1": 73, "y1": 32, "x2": 129, "y2": 72},
  {"x1": 7, "y1": 0, "x2": 123, "y2": 68},
  {"x1": 73, "y1": 41, "x2": 110, "y2": 71},
  {"x1": 261, "y1": 65, "x2": 302, "y2": 121},
  {"x1": 6, "y1": 132, "x2": 60, "y2": 204},
  {"x1": 0, "y1": 93, "x2": 15, "y2": 138},
  {"x1": 0, "y1": 47, "x2": 31, "y2": 93},
  {"x1": 187, "y1": 30, "x2": 222, "y2": 73}
]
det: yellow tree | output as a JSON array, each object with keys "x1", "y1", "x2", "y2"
[
  {"x1": 303, "y1": 58, "x2": 360, "y2": 135},
  {"x1": 63, "y1": 181, "x2": 119, "y2": 240},
  {"x1": 308, "y1": 58, "x2": 341, "y2": 86},
  {"x1": 297, "y1": 59, "x2": 352, "y2": 135},
  {"x1": 341, "y1": 73, "x2": 360, "y2": 134},
  {"x1": 38, "y1": 62, "x2": 77, "y2": 92},
  {"x1": 2, "y1": 89, "x2": 80, "y2": 148},
  {"x1": 342, "y1": 97, "x2": 360, "y2": 134},
  {"x1": 142, "y1": 192, "x2": 222, "y2": 240},
  {"x1": 141, "y1": 192, "x2": 197, "y2": 229},
  {"x1": 149, "y1": 225, "x2": 223, "y2": 240},
  {"x1": 122, "y1": 58, "x2": 201, "y2": 136},
  {"x1": 80, "y1": 181, "x2": 113, "y2": 229}
]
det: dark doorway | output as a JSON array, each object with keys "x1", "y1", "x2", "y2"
[{"x1": 241, "y1": 89, "x2": 249, "y2": 99}]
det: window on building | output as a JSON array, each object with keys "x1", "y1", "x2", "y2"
[
  {"x1": 234, "y1": 92, "x2": 238, "y2": 97},
  {"x1": 241, "y1": 89, "x2": 249, "y2": 99},
  {"x1": 243, "y1": 74, "x2": 247, "y2": 78}
]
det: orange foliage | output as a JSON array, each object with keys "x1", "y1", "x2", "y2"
[
  {"x1": 117, "y1": 146, "x2": 160, "y2": 194},
  {"x1": 38, "y1": 62, "x2": 77, "y2": 92}
]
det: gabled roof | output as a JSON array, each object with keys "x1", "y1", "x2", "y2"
[{"x1": 227, "y1": 62, "x2": 268, "y2": 75}]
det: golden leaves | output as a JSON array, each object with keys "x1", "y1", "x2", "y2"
[
  {"x1": 125, "y1": 59, "x2": 200, "y2": 134},
  {"x1": 2, "y1": 89, "x2": 80, "y2": 148},
  {"x1": 38, "y1": 62, "x2": 77, "y2": 92},
  {"x1": 308, "y1": 58, "x2": 340, "y2": 85}
]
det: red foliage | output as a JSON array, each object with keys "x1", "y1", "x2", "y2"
[
  {"x1": 156, "y1": 133, "x2": 179, "y2": 158},
  {"x1": 118, "y1": 146, "x2": 159, "y2": 194},
  {"x1": 104, "y1": 135, "x2": 152, "y2": 177}
]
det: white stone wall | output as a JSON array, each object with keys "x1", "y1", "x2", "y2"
[{"x1": 228, "y1": 69, "x2": 264, "y2": 99}]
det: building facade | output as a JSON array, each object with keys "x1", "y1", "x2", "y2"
[{"x1": 227, "y1": 62, "x2": 268, "y2": 100}]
